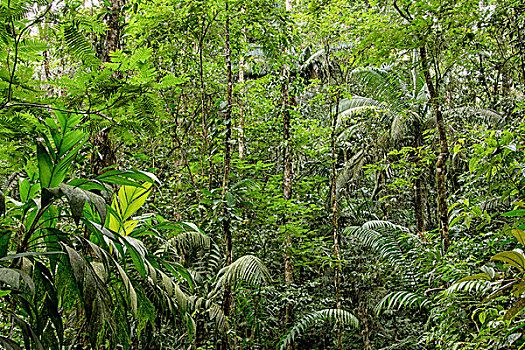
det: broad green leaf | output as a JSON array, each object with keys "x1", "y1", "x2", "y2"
[
  {"x1": 108, "y1": 183, "x2": 151, "y2": 234},
  {"x1": 57, "y1": 130, "x2": 85, "y2": 158},
  {"x1": 0, "y1": 189, "x2": 4, "y2": 216},
  {"x1": 19, "y1": 178, "x2": 30, "y2": 202},
  {"x1": 491, "y1": 251, "x2": 525, "y2": 272},
  {"x1": 49, "y1": 142, "x2": 84, "y2": 188},
  {"x1": 502, "y1": 209, "x2": 525, "y2": 217},
  {"x1": 0, "y1": 230, "x2": 11, "y2": 258},
  {"x1": 58, "y1": 183, "x2": 107, "y2": 225},
  {"x1": 122, "y1": 236, "x2": 146, "y2": 278},
  {"x1": 37, "y1": 142, "x2": 53, "y2": 188}
]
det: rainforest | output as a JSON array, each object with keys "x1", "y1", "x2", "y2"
[{"x1": 1, "y1": 0, "x2": 525, "y2": 349}]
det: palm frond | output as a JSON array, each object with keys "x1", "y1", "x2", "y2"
[
  {"x1": 444, "y1": 107, "x2": 504, "y2": 126},
  {"x1": 349, "y1": 67, "x2": 409, "y2": 113},
  {"x1": 336, "y1": 97, "x2": 392, "y2": 127},
  {"x1": 213, "y1": 255, "x2": 270, "y2": 293},
  {"x1": 279, "y1": 309, "x2": 359, "y2": 350},
  {"x1": 443, "y1": 279, "x2": 493, "y2": 297},
  {"x1": 335, "y1": 149, "x2": 366, "y2": 193},
  {"x1": 344, "y1": 224, "x2": 406, "y2": 264},
  {"x1": 375, "y1": 291, "x2": 432, "y2": 314}
]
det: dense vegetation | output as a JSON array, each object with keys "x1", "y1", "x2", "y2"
[{"x1": 1, "y1": 0, "x2": 525, "y2": 349}]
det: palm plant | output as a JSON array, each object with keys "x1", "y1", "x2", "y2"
[
  {"x1": 0, "y1": 109, "x2": 212, "y2": 349},
  {"x1": 336, "y1": 63, "x2": 504, "y2": 234}
]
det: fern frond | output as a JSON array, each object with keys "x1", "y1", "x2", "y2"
[
  {"x1": 279, "y1": 309, "x2": 359, "y2": 350},
  {"x1": 63, "y1": 22, "x2": 99, "y2": 65}
]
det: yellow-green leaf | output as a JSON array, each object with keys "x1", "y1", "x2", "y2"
[
  {"x1": 512, "y1": 229, "x2": 525, "y2": 247},
  {"x1": 491, "y1": 251, "x2": 525, "y2": 272},
  {"x1": 107, "y1": 182, "x2": 151, "y2": 234}
]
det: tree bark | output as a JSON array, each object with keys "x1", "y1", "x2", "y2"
[{"x1": 419, "y1": 45, "x2": 450, "y2": 252}]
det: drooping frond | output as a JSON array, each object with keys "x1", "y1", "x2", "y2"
[
  {"x1": 443, "y1": 279, "x2": 493, "y2": 298},
  {"x1": 361, "y1": 220, "x2": 411, "y2": 234},
  {"x1": 443, "y1": 107, "x2": 504, "y2": 126},
  {"x1": 193, "y1": 297, "x2": 229, "y2": 334},
  {"x1": 63, "y1": 22, "x2": 100, "y2": 66},
  {"x1": 336, "y1": 97, "x2": 392, "y2": 128},
  {"x1": 213, "y1": 255, "x2": 270, "y2": 293},
  {"x1": 349, "y1": 67, "x2": 409, "y2": 113},
  {"x1": 344, "y1": 224, "x2": 406, "y2": 264},
  {"x1": 375, "y1": 291, "x2": 432, "y2": 314},
  {"x1": 279, "y1": 309, "x2": 359, "y2": 350},
  {"x1": 335, "y1": 149, "x2": 366, "y2": 193},
  {"x1": 161, "y1": 230, "x2": 211, "y2": 256}
]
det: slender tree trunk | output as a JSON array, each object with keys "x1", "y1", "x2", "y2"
[
  {"x1": 413, "y1": 119, "x2": 426, "y2": 235},
  {"x1": 238, "y1": 11, "x2": 246, "y2": 160},
  {"x1": 199, "y1": 33, "x2": 214, "y2": 190},
  {"x1": 325, "y1": 42, "x2": 343, "y2": 350},
  {"x1": 282, "y1": 75, "x2": 295, "y2": 338},
  {"x1": 283, "y1": 2, "x2": 295, "y2": 347},
  {"x1": 419, "y1": 45, "x2": 450, "y2": 252},
  {"x1": 411, "y1": 49, "x2": 426, "y2": 235},
  {"x1": 92, "y1": 0, "x2": 123, "y2": 175},
  {"x1": 219, "y1": 2, "x2": 233, "y2": 349}
]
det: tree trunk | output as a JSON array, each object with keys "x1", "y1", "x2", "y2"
[
  {"x1": 92, "y1": 0, "x2": 123, "y2": 175},
  {"x1": 283, "y1": 2, "x2": 295, "y2": 347},
  {"x1": 419, "y1": 45, "x2": 450, "y2": 253},
  {"x1": 219, "y1": 1, "x2": 233, "y2": 349},
  {"x1": 325, "y1": 42, "x2": 343, "y2": 350},
  {"x1": 413, "y1": 119, "x2": 426, "y2": 235}
]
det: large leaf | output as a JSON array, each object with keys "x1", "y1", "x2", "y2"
[
  {"x1": 0, "y1": 188, "x2": 4, "y2": 216},
  {"x1": 0, "y1": 336, "x2": 22, "y2": 350},
  {"x1": 491, "y1": 250, "x2": 525, "y2": 272},
  {"x1": 58, "y1": 183, "x2": 106, "y2": 224},
  {"x1": 36, "y1": 142, "x2": 53, "y2": 188},
  {"x1": 0, "y1": 230, "x2": 11, "y2": 258},
  {"x1": 107, "y1": 183, "x2": 152, "y2": 234},
  {"x1": 512, "y1": 228, "x2": 525, "y2": 247},
  {"x1": 0, "y1": 268, "x2": 35, "y2": 293}
]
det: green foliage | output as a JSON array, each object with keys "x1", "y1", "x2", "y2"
[{"x1": 279, "y1": 309, "x2": 359, "y2": 350}]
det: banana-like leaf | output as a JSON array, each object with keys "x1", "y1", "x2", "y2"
[
  {"x1": 0, "y1": 268, "x2": 34, "y2": 293},
  {"x1": 108, "y1": 183, "x2": 152, "y2": 235},
  {"x1": 58, "y1": 183, "x2": 107, "y2": 225}
]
